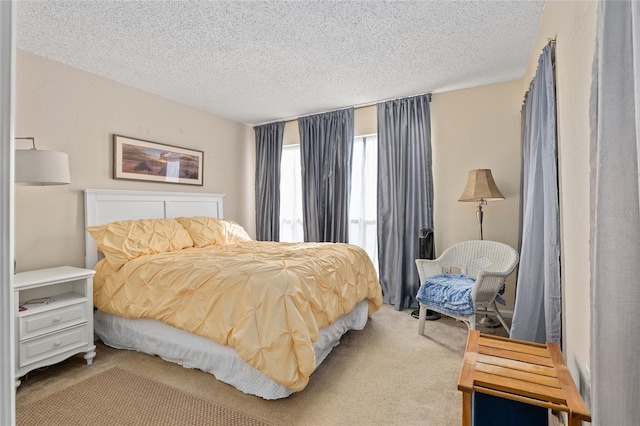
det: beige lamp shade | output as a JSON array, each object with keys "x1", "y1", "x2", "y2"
[
  {"x1": 15, "y1": 149, "x2": 71, "y2": 185},
  {"x1": 458, "y1": 169, "x2": 504, "y2": 202}
]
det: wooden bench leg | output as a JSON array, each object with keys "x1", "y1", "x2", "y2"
[{"x1": 461, "y1": 391, "x2": 471, "y2": 426}]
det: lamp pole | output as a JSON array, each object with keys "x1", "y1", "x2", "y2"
[{"x1": 476, "y1": 200, "x2": 486, "y2": 240}]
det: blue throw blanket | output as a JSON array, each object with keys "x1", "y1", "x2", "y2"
[
  {"x1": 415, "y1": 273, "x2": 507, "y2": 317},
  {"x1": 416, "y1": 274, "x2": 475, "y2": 316}
]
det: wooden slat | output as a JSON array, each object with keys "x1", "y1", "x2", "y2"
[
  {"x1": 475, "y1": 354, "x2": 557, "y2": 377},
  {"x1": 474, "y1": 386, "x2": 570, "y2": 412},
  {"x1": 478, "y1": 336, "x2": 549, "y2": 357},
  {"x1": 477, "y1": 333, "x2": 547, "y2": 348},
  {"x1": 478, "y1": 345, "x2": 555, "y2": 367},
  {"x1": 473, "y1": 371, "x2": 567, "y2": 404},
  {"x1": 475, "y1": 362, "x2": 561, "y2": 388},
  {"x1": 547, "y1": 343, "x2": 592, "y2": 422}
]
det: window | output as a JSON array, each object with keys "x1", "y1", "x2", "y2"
[
  {"x1": 349, "y1": 135, "x2": 378, "y2": 271},
  {"x1": 279, "y1": 136, "x2": 378, "y2": 270},
  {"x1": 279, "y1": 145, "x2": 304, "y2": 242}
]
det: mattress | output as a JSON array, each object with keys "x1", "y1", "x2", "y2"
[{"x1": 94, "y1": 299, "x2": 370, "y2": 399}]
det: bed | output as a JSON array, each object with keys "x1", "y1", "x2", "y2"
[{"x1": 84, "y1": 189, "x2": 382, "y2": 399}]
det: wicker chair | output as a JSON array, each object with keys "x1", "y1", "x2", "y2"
[{"x1": 415, "y1": 240, "x2": 519, "y2": 336}]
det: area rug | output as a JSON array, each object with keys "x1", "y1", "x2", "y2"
[{"x1": 16, "y1": 367, "x2": 271, "y2": 426}]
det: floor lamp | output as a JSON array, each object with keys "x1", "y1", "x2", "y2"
[{"x1": 458, "y1": 169, "x2": 504, "y2": 327}]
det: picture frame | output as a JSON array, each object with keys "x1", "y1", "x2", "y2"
[{"x1": 113, "y1": 135, "x2": 204, "y2": 186}]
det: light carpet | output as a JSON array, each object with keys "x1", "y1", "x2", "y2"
[{"x1": 16, "y1": 305, "x2": 510, "y2": 425}]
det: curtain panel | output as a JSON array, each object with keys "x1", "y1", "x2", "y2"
[
  {"x1": 510, "y1": 45, "x2": 561, "y2": 344},
  {"x1": 254, "y1": 121, "x2": 285, "y2": 241},
  {"x1": 377, "y1": 94, "x2": 433, "y2": 310},
  {"x1": 590, "y1": 1, "x2": 640, "y2": 423},
  {"x1": 298, "y1": 108, "x2": 354, "y2": 243}
]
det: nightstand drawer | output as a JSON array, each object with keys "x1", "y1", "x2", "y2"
[
  {"x1": 19, "y1": 323, "x2": 89, "y2": 369},
  {"x1": 19, "y1": 301, "x2": 87, "y2": 340}
]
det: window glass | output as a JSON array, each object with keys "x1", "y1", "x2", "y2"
[
  {"x1": 279, "y1": 145, "x2": 304, "y2": 242},
  {"x1": 349, "y1": 135, "x2": 378, "y2": 272}
]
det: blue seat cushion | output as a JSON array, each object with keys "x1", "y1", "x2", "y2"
[{"x1": 416, "y1": 273, "x2": 475, "y2": 316}]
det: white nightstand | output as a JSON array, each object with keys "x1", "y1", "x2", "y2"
[{"x1": 14, "y1": 266, "x2": 96, "y2": 387}]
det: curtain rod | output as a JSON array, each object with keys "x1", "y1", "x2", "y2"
[{"x1": 257, "y1": 91, "x2": 432, "y2": 127}]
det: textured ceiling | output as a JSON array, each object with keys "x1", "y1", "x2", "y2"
[{"x1": 16, "y1": 1, "x2": 545, "y2": 125}]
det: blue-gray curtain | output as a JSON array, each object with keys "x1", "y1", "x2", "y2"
[
  {"x1": 254, "y1": 121, "x2": 284, "y2": 241},
  {"x1": 298, "y1": 108, "x2": 354, "y2": 243},
  {"x1": 510, "y1": 45, "x2": 561, "y2": 344},
  {"x1": 590, "y1": 1, "x2": 640, "y2": 423},
  {"x1": 377, "y1": 94, "x2": 433, "y2": 310}
]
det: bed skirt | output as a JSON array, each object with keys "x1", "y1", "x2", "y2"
[{"x1": 94, "y1": 299, "x2": 369, "y2": 399}]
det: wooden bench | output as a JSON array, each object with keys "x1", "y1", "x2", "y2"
[{"x1": 458, "y1": 331, "x2": 590, "y2": 426}]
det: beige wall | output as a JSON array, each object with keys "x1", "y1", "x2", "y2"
[
  {"x1": 282, "y1": 119, "x2": 299, "y2": 146},
  {"x1": 354, "y1": 105, "x2": 377, "y2": 136},
  {"x1": 431, "y1": 81, "x2": 523, "y2": 310},
  {"x1": 521, "y1": 0, "x2": 597, "y2": 391},
  {"x1": 15, "y1": 50, "x2": 254, "y2": 272}
]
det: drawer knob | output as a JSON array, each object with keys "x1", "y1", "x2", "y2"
[
  {"x1": 54, "y1": 340, "x2": 61, "y2": 347},
  {"x1": 52, "y1": 316, "x2": 61, "y2": 323}
]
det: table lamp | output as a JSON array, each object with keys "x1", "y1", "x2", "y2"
[{"x1": 15, "y1": 137, "x2": 70, "y2": 185}]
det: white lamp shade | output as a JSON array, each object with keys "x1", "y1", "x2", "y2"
[{"x1": 16, "y1": 149, "x2": 71, "y2": 185}]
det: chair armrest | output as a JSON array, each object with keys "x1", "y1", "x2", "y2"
[
  {"x1": 471, "y1": 271, "x2": 511, "y2": 306},
  {"x1": 476, "y1": 270, "x2": 513, "y2": 279},
  {"x1": 415, "y1": 259, "x2": 445, "y2": 283}
]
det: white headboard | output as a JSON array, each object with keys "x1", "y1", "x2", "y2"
[{"x1": 84, "y1": 189, "x2": 225, "y2": 268}]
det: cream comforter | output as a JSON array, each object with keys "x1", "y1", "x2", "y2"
[{"x1": 93, "y1": 241, "x2": 382, "y2": 391}]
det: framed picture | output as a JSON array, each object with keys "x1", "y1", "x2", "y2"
[{"x1": 113, "y1": 135, "x2": 204, "y2": 186}]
